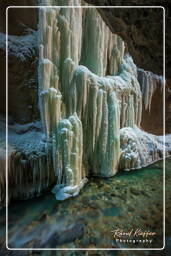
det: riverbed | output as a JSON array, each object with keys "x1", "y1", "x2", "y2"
[{"x1": 0, "y1": 158, "x2": 171, "y2": 256}]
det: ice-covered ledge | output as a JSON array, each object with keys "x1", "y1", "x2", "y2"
[{"x1": 119, "y1": 126, "x2": 170, "y2": 171}]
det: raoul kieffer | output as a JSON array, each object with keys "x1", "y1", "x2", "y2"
[{"x1": 111, "y1": 228, "x2": 156, "y2": 238}]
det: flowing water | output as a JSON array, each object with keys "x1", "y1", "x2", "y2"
[{"x1": 0, "y1": 158, "x2": 171, "y2": 253}]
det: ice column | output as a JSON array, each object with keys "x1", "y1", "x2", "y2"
[
  {"x1": 38, "y1": 3, "x2": 86, "y2": 200},
  {"x1": 52, "y1": 113, "x2": 87, "y2": 200},
  {"x1": 69, "y1": 55, "x2": 142, "y2": 177},
  {"x1": 80, "y1": 8, "x2": 124, "y2": 76},
  {"x1": 138, "y1": 68, "x2": 163, "y2": 112}
]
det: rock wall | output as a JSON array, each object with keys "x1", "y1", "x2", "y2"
[
  {"x1": 0, "y1": 1, "x2": 39, "y2": 123},
  {"x1": 84, "y1": 0, "x2": 168, "y2": 77}
]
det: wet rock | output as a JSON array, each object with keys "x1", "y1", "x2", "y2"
[
  {"x1": 45, "y1": 219, "x2": 85, "y2": 247},
  {"x1": 130, "y1": 187, "x2": 143, "y2": 195},
  {"x1": 110, "y1": 192, "x2": 116, "y2": 197},
  {"x1": 81, "y1": 196, "x2": 89, "y2": 205},
  {"x1": 87, "y1": 209, "x2": 100, "y2": 218},
  {"x1": 38, "y1": 213, "x2": 49, "y2": 222},
  {"x1": 103, "y1": 207, "x2": 121, "y2": 217},
  {"x1": 89, "y1": 237, "x2": 97, "y2": 245},
  {"x1": 115, "y1": 194, "x2": 126, "y2": 201},
  {"x1": 127, "y1": 206, "x2": 134, "y2": 212},
  {"x1": 88, "y1": 202, "x2": 99, "y2": 209},
  {"x1": 90, "y1": 195, "x2": 99, "y2": 200}
]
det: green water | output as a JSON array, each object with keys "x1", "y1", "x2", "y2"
[{"x1": 1, "y1": 158, "x2": 170, "y2": 251}]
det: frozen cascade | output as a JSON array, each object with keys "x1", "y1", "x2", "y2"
[
  {"x1": 68, "y1": 55, "x2": 142, "y2": 176},
  {"x1": 38, "y1": 1, "x2": 87, "y2": 200},
  {"x1": 80, "y1": 8, "x2": 124, "y2": 76},
  {"x1": 38, "y1": 1, "x2": 130, "y2": 199},
  {"x1": 37, "y1": 1, "x2": 170, "y2": 201}
]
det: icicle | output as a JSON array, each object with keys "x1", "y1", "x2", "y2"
[
  {"x1": 35, "y1": 2, "x2": 169, "y2": 204},
  {"x1": 80, "y1": 8, "x2": 124, "y2": 76},
  {"x1": 67, "y1": 55, "x2": 142, "y2": 177},
  {"x1": 62, "y1": 58, "x2": 76, "y2": 114},
  {"x1": 40, "y1": 88, "x2": 62, "y2": 139},
  {"x1": 138, "y1": 68, "x2": 164, "y2": 112},
  {"x1": 2, "y1": 140, "x2": 55, "y2": 206}
]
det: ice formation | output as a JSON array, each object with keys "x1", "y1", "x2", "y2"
[
  {"x1": 119, "y1": 126, "x2": 168, "y2": 171},
  {"x1": 0, "y1": 120, "x2": 55, "y2": 206},
  {"x1": 2, "y1": 1, "x2": 169, "y2": 206},
  {"x1": 37, "y1": 1, "x2": 169, "y2": 201},
  {"x1": 80, "y1": 8, "x2": 124, "y2": 76},
  {"x1": 68, "y1": 55, "x2": 142, "y2": 177},
  {"x1": 52, "y1": 113, "x2": 87, "y2": 200},
  {"x1": 137, "y1": 68, "x2": 163, "y2": 112}
]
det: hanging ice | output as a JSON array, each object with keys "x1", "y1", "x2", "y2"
[
  {"x1": 36, "y1": 0, "x2": 169, "y2": 200},
  {"x1": 137, "y1": 68, "x2": 163, "y2": 112}
]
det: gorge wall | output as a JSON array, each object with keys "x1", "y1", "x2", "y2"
[{"x1": 0, "y1": 0, "x2": 170, "y2": 206}]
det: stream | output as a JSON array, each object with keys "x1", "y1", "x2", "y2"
[{"x1": 0, "y1": 158, "x2": 171, "y2": 254}]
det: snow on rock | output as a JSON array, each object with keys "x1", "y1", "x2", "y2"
[
  {"x1": 119, "y1": 126, "x2": 169, "y2": 171},
  {"x1": 0, "y1": 30, "x2": 37, "y2": 61},
  {"x1": 0, "y1": 120, "x2": 55, "y2": 207}
]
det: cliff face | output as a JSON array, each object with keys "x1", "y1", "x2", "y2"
[
  {"x1": 85, "y1": 0, "x2": 170, "y2": 77},
  {"x1": 0, "y1": 0, "x2": 170, "y2": 206},
  {"x1": 0, "y1": 1, "x2": 39, "y2": 123}
]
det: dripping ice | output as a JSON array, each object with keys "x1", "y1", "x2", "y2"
[
  {"x1": 2, "y1": 0, "x2": 170, "y2": 206},
  {"x1": 37, "y1": 1, "x2": 170, "y2": 201}
]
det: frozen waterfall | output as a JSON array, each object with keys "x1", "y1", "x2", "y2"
[{"x1": 37, "y1": 1, "x2": 168, "y2": 200}]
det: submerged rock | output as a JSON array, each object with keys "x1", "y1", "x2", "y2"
[{"x1": 41, "y1": 219, "x2": 85, "y2": 247}]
